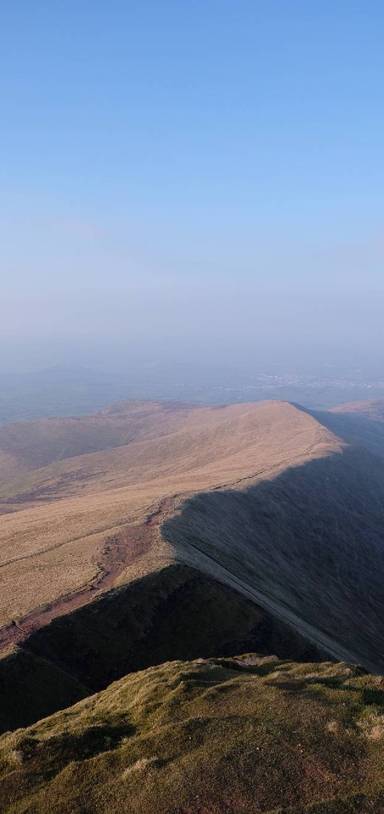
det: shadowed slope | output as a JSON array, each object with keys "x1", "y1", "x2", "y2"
[
  {"x1": 163, "y1": 446, "x2": 384, "y2": 673},
  {"x1": 0, "y1": 646, "x2": 90, "y2": 734},
  {"x1": 0, "y1": 564, "x2": 322, "y2": 733},
  {"x1": 304, "y1": 402, "x2": 384, "y2": 459}
]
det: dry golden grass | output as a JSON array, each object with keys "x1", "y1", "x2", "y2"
[
  {"x1": 0, "y1": 401, "x2": 341, "y2": 627},
  {"x1": 0, "y1": 402, "x2": 341, "y2": 624}
]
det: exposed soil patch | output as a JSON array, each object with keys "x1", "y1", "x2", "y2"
[{"x1": 0, "y1": 497, "x2": 174, "y2": 652}]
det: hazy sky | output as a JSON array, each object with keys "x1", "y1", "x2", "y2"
[{"x1": 1, "y1": 2, "x2": 384, "y2": 373}]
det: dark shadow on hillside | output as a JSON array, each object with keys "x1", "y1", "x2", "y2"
[
  {"x1": 162, "y1": 445, "x2": 384, "y2": 674},
  {"x1": 299, "y1": 404, "x2": 384, "y2": 459},
  {"x1": 0, "y1": 564, "x2": 322, "y2": 734},
  {"x1": 0, "y1": 646, "x2": 90, "y2": 734}
]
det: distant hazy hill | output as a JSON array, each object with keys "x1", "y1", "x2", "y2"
[
  {"x1": 2, "y1": 365, "x2": 384, "y2": 424},
  {"x1": 0, "y1": 367, "x2": 134, "y2": 424}
]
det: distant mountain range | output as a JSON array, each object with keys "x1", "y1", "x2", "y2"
[{"x1": 2, "y1": 364, "x2": 384, "y2": 424}]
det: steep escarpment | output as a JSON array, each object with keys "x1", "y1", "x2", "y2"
[
  {"x1": 0, "y1": 564, "x2": 322, "y2": 733},
  {"x1": 164, "y1": 445, "x2": 384, "y2": 673},
  {"x1": 305, "y1": 401, "x2": 384, "y2": 459}
]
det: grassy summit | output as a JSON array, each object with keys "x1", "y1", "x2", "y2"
[{"x1": 2, "y1": 654, "x2": 384, "y2": 813}]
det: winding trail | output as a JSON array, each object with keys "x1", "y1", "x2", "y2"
[{"x1": 0, "y1": 496, "x2": 175, "y2": 652}]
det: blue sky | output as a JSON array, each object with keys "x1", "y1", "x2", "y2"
[{"x1": 1, "y1": 2, "x2": 384, "y2": 372}]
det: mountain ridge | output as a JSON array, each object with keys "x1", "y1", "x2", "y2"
[
  {"x1": 1, "y1": 398, "x2": 384, "y2": 810},
  {"x1": 0, "y1": 398, "x2": 383, "y2": 703}
]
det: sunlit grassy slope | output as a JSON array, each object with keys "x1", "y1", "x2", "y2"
[
  {"x1": 2, "y1": 654, "x2": 384, "y2": 813},
  {"x1": 0, "y1": 401, "x2": 339, "y2": 626}
]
